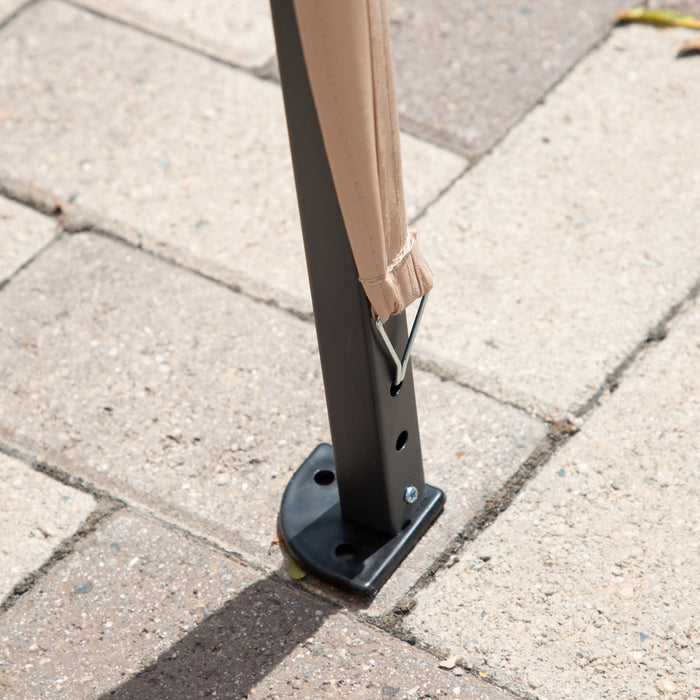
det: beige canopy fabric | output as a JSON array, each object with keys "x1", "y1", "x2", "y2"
[{"x1": 293, "y1": 0, "x2": 433, "y2": 323}]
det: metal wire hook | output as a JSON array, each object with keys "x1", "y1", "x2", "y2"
[{"x1": 373, "y1": 293, "x2": 429, "y2": 387}]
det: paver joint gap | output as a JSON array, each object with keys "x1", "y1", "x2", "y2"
[
  {"x1": 405, "y1": 20, "x2": 623, "y2": 162},
  {"x1": 386, "y1": 270, "x2": 700, "y2": 622},
  {"x1": 0, "y1": 438, "x2": 366, "y2": 617},
  {"x1": 67, "y1": 225, "x2": 315, "y2": 322},
  {"x1": 0, "y1": 167, "x2": 557, "y2": 411},
  {"x1": 366, "y1": 605, "x2": 526, "y2": 700},
  {"x1": 64, "y1": 0, "x2": 273, "y2": 74},
  {"x1": 0, "y1": 226, "x2": 62, "y2": 293},
  {"x1": 0, "y1": 440, "x2": 128, "y2": 503},
  {"x1": 0, "y1": 179, "x2": 558, "y2": 428},
  {"x1": 408, "y1": 161, "x2": 472, "y2": 228},
  {"x1": 0, "y1": 0, "x2": 38, "y2": 30},
  {"x1": 401, "y1": 433, "x2": 560, "y2": 600},
  {"x1": 117, "y1": 501, "x2": 291, "y2": 586},
  {"x1": 0, "y1": 173, "x2": 65, "y2": 217},
  {"x1": 0, "y1": 498, "x2": 123, "y2": 616},
  {"x1": 412, "y1": 355, "x2": 552, "y2": 422},
  {"x1": 576, "y1": 272, "x2": 700, "y2": 420},
  {"x1": 0, "y1": 440, "x2": 337, "y2": 602}
]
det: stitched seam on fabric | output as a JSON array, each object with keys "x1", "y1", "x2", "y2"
[
  {"x1": 410, "y1": 245, "x2": 419, "y2": 299},
  {"x1": 379, "y1": 0, "x2": 407, "y2": 273},
  {"x1": 366, "y1": 0, "x2": 391, "y2": 313},
  {"x1": 313, "y1": 0, "x2": 382, "y2": 308}
]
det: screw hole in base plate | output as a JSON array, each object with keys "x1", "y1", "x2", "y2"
[
  {"x1": 335, "y1": 543, "x2": 358, "y2": 561},
  {"x1": 313, "y1": 469, "x2": 335, "y2": 486}
]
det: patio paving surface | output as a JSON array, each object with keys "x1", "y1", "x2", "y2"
[{"x1": 1, "y1": 1, "x2": 698, "y2": 698}]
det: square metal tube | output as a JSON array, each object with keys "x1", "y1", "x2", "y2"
[{"x1": 271, "y1": 0, "x2": 444, "y2": 591}]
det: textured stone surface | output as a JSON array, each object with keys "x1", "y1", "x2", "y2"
[
  {"x1": 2, "y1": 0, "x2": 699, "y2": 697},
  {"x1": 75, "y1": 0, "x2": 276, "y2": 68},
  {"x1": 0, "y1": 1, "x2": 465, "y2": 314},
  {"x1": 0, "y1": 233, "x2": 327, "y2": 559},
  {"x1": 649, "y1": 0, "x2": 700, "y2": 13},
  {"x1": 0, "y1": 0, "x2": 24, "y2": 23},
  {"x1": 390, "y1": 0, "x2": 631, "y2": 157},
  {"x1": 0, "y1": 233, "x2": 544, "y2": 611},
  {"x1": 413, "y1": 25, "x2": 700, "y2": 414},
  {"x1": 0, "y1": 453, "x2": 95, "y2": 600},
  {"x1": 0, "y1": 196, "x2": 55, "y2": 283},
  {"x1": 406, "y1": 297, "x2": 700, "y2": 699},
  {"x1": 246, "y1": 618, "x2": 517, "y2": 700},
  {"x1": 0, "y1": 510, "x2": 517, "y2": 700},
  {"x1": 0, "y1": 509, "x2": 278, "y2": 699}
]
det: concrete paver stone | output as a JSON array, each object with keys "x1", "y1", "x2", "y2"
[
  {"x1": 0, "y1": 233, "x2": 545, "y2": 613},
  {"x1": 0, "y1": 195, "x2": 55, "y2": 284},
  {"x1": 0, "y1": 453, "x2": 95, "y2": 601},
  {"x1": 2, "y1": 1, "x2": 699, "y2": 698},
  {"x1": 0, "y1": 509, "x2": 517, "y2": 699},
  {"x1": 74, "y1": 0, "x2": 276, "y2": 69},
  {"x1": 406, "y1": 296, "x2": 700, "y2": 699},
  {"x1": 389, "y1": 0, "x2": 632, "y2": 157},
  {"x1": 648, "y1": 0, "x2": 700, "y2": 14},
  {"x1": 73, "y1": 0, "x2": 633, "y2": 159},
  {"x1": 414, "y1": 25, "x2": 700, "y2": 414},
  {"x1": 0, "y1": 0, "x2": 466, "y2": 316},
  {"x1": 0, "y1": 0, "x2": 24, "y2": 24}
]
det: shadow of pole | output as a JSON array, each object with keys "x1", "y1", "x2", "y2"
[{"x1": 98, "y1": 573, "x2": 337, "y2": 699}]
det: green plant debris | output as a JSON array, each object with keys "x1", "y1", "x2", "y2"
[{"x1": 615, "y1": 6, "x2": 700, "y2": 29}]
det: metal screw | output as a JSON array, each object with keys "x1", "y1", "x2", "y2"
[{"x1": 404, "y1": 486, "x2": 419, "y2": 504}]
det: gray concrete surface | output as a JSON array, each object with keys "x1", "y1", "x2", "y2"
[
  {"x1": 415, "y1": 24, "x2": 700, "y2": 415},
  {"x1": 1, "y1": 0, "x2": 699, "y2": 698},
  {"x1": 0, "y1": 196, "x2": 55, "y2": 283},
  {"x1": 406, "y1": 295, "x2": 700, "y2": 699},
  {"x1": 6, "y1": 4, "x2": 699, "y2": 419},
  {"x1": 0, "y1": 0, "x2": 24, "y2": 23},
  {"x1": 0, "y1": 509, "x2": 517, "y2": 700},
  {"x1": 389, "y1": 0, "x2": 632, "y2": 157},
  {"x1": 650, "y1": 0, "x2": 700, "y2": 14},
  {"x1": 0, "y1": 0, "x2": 466, "y2": 315},
  {"x1": 0, "y1": 453, "x2": 95, "y2": 600},
  {"x1": 72, "y1": 0, "x2": 639, "y2": 161},
  {"x1": 74, "y1": 0, "x2": 276, "y2": 68},
  {"x1": 0, "y1": 232, "x2": 545, "y2": 615}
]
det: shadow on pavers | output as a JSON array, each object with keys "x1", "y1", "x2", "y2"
[{"x1": 98, "y1": 574, "x2": 339, "y2": 699}]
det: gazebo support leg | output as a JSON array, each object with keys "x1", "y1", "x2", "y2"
[{"x1": 271, "y1": 0, "x2": 444, "y2": 594}]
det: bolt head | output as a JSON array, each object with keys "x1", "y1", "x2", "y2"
[{"x1": 404, "y1": 485, "x2": 419, "y2": 504}]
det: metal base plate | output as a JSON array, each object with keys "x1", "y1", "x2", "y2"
[{"x1": 279, "y1": 444, "x2": 445, "y2": 595}]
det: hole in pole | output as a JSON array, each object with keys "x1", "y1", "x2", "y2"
[
  {"x1": 396, "y1": 430, "x2": 409, "y2": 451},
  {"x1": 313, "y1": 469, "x2": 335, "y2": 486},
  {"x1": 335, "y1": 543, "x2": 358, "y2": 561},
  {"x1": 390, "y1": 382, "x2": 403, "y2": 397}
]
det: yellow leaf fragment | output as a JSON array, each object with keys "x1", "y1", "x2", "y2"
[
  {"x1": 678, "y1": 38, "x2": 700, "y2": 56},
  {"x1": 615, "y1": 6, "x2": 700, "y2": 29},
  {"x1": 288, "y1": 558, "x2": 308, "y2": 580}
]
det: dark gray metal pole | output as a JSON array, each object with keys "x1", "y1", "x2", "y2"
[{"x1": 272, "y1": 0, "x2": 444, "y2": 594}]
